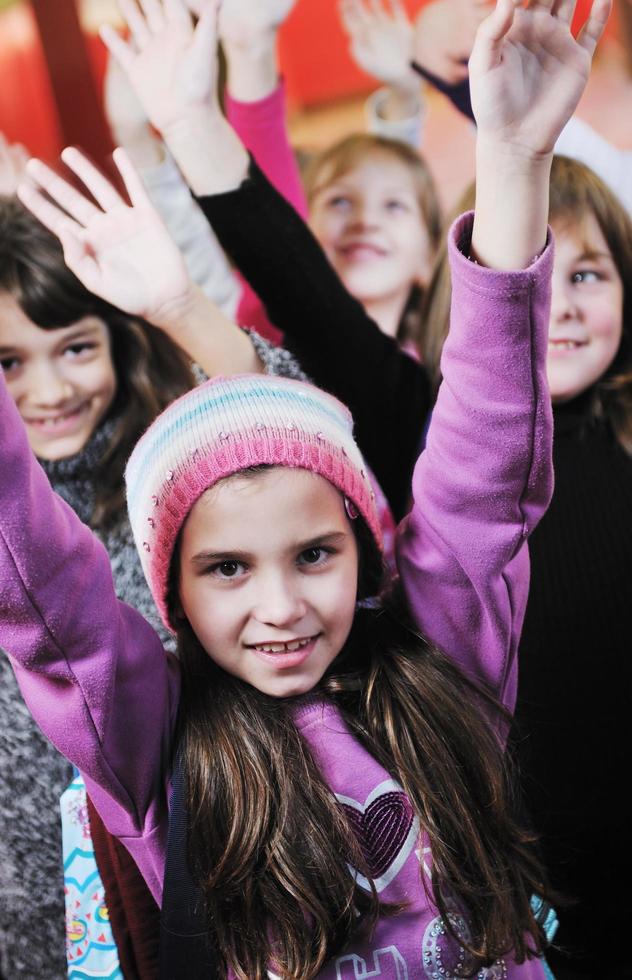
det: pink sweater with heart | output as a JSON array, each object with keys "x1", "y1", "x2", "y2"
[{"x1": 0, "y1": 213, "x2": 553, "y2": 978}]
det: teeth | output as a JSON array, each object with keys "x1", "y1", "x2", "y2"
[
  {"x1": 254, "y1": 638, "x2": 312, "y2": 653},
  {"x1": 34, "y1": 407, "x2": 84, "y2": 428},
  {"x1": 549, "y1": 340, "x2": 581, "y2": 350}
]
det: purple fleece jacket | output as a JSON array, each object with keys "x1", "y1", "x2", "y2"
[{"x1": 0, "y1": 213, "x2": 553, "y2": 978}]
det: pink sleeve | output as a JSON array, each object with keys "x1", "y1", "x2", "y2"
[
  {"x1": 226, "y1": 81, "x2": 309, "y2": 343},
  {"x1": 0, "y1": 370, "x2": 176, "y2": 902},
  {"x1": 396, "y1": 212, "x2": 554, "y2": 713}
]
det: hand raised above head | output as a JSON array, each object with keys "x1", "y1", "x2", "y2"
[
  {"x1": 100, "y1": 0, "x2": 222, "y2": 138},
  {"x1": 339, "y1": 0, "x2": 417, "y2": 90},
  {"x1": 469, "y1": 0, "x2": 611, "y2": 158},
  {"x1": 17, "y1": 148, "x2": 192, "y2": 330}
]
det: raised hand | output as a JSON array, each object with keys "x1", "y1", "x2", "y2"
[
  {"x1": 16, "y1": 148, "x2": 192, "y2": 329},
  {"x1": 469, "y1": 0, "x2": 610, "y2": 270},
  {"x1": 101, "y1": 0, "x2": 247, "y2": 195},
  {"x1": 469, "y1": 0, "x2": 611, "y2": 156},
  {"x1": 413, "y1": 0, "x2": 490, "y2": 84},
  {"x1": 100, "y1": 0, "x2": 221, "y2": 137},
  {"x1": 339, "y1": 0, "x2": 416, "y2": 90}
]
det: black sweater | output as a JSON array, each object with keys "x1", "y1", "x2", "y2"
[
  {"x1": 515, "y1": 391, "x2": 632, "y2": 977},
  {"x1": 196, "y1": 161, "x2": 432, "y2": 522}
]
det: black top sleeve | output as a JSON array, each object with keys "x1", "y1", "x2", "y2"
[
  {"x1": 195, "y1": 159, "x2": 432, "y2": 522},
  {"x1": 410, "y1": 61, "x2": 474, "y2": 122}
]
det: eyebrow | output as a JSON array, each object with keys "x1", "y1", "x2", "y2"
[
  {"x1": 189, "y1": 530, "x2": 348, "y2": 567},
  {"x1": 576, "y1": 249, "x2": 613, "y2": 262},
  {"x1": 0, "y1": 323, "x2": 103, "y2": 358}
]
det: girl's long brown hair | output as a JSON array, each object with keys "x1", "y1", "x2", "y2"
[
  {"x1": 421, "y1": 157, "x2": 632, "y2": 453},
  {"x1": 170, "y1": 510, "x2": 551, "y2": 979},
  {"x1": 0, "y1": 197, "x2": 196, "y2": 526}
]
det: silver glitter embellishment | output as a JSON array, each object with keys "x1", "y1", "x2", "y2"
[
  {"x1": 219, "y1": 431, "x2": 230, "y2": 441},
  {"x1": 166, "y1": 469, "x2": 174, "y2": 481},
  {"x1": 151, "y1": 494, "x2": 159, "y2": 506},
  {"x1": 147, "y1": 517, "x2": 155, "y2": 528},
  {"x1": 143, "y1": 542, "x2": 151, "y2": 552}
]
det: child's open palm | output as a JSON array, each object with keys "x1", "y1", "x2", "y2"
[
  {"x1": 339, "y1": 0, "x2": 416, "y2": 89},
  {"x1": 470, "y1": 0, "x2": 611, "y2": 156},
  {"x1": 17, "y1": 148, "x2": 192, "y2": 328},
  {"x1": 100, "y1": 0, "x2": 221, "y2": 136}
]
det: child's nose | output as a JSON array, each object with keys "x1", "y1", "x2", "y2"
[
  {"x1": 252, "y1": 574, "x2": 307, "y2": 628},
  {"x1": 348, "y1": 201, "x2": 379, "y2": 231},
  {"x1": 31, "y1": 362, "x2": 74, "y2": 408},
  {"x1": 550, "y1": 276, "x2": 581, "y2": 323}
]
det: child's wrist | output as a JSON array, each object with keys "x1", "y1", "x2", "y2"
[
  {"x1": 475, "y1": 136, "x2": 554, "y2": 174},
  {"x1": 225, "y1": 40, "x2": 279, "y2": 102},
  {"x1": 149, "y1": 279, "x2": 200, "y2": 336},
  {"x1": 160, "y1": 105, "x2": 223, "y2": 148}
]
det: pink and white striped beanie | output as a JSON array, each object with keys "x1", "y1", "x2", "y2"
[{"x1": 125, "y1": 374, "x2": 382, "y2": 631}]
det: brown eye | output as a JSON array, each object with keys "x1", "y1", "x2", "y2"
[
  {"x1": 207, "y1": 559, "x2": 246, "y2": 579},
  {"x1": 299, "y1": 547, "x2": 332, "y2": 568}
]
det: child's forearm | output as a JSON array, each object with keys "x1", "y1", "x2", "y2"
[
  {"x1": 161, "y1": 109, "x2": 250, "y2": 197},
  {"x1": 397, "y1": 212, "x2": 554, "y2": 708},
  {"x1": 471, "y1": 139, "x2": 551, "y2": 271},
  {"x1": 0, "y1": 371, "x2": 174, "y2": 858},
  {"x1": 150, "y1": 283, "x2": 262, "y2": 377},
  {"x1": 138, "y1": 153, "x2": 241, "y2": 319},
  {"x1": 223, "y1": 33, "x2": 279, "y2": 103}
]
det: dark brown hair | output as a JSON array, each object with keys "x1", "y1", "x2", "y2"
[
  {"x1": 303, "y1": 134, "x2": 442, "y2": 348},
  {"x1": 169, "y1": 481, "x2": 551, "y2": 979},
  {"x1": 421, "y1": 157, "x2": 632, "y2": 454},
  {"x1": 0, "y1": 196, "x2": 196, "y2": 526}
]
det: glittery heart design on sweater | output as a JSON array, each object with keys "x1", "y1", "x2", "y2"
[{"x1": 336, "y1": 779, "x2": 419, "y2": 893}]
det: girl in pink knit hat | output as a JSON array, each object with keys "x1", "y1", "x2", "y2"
[{"x1": 3, "y1": 0, "x2": 610, "y2": 977}]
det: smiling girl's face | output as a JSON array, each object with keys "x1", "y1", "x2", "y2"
[
  {"x1": 547, "y1": 212, "x2": 624, "y2": 403},
  {"x1": 0, "y1": 293, "x2": 117, "y2": 461},
  {"x1": 309, "y1": 152, "x2": 432, "y2": 335},
  {"x1": 177, "y1": 467, "x2": 360, "y2": 699}
]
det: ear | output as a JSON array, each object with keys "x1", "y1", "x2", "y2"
[{"x1": 168, "y1": 591, "x2": 188, "y2": 629}]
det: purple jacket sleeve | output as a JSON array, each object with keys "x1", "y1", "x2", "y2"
[
  {"x1": 226, "y1": 81, "x2": 308, "y2": 342},
  {"x1": 0, "y1": 375, "x2": 176, "y2": 902},
  {"x1": 396, "y1": 212, "x2": 554, "y2": 712}
]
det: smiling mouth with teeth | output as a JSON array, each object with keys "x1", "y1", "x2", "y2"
[
  {"x1": 251, "y1": 637, "x2": 315, "y2": 654},
  {"x1": 548, "y1": 339, "x2": 585, "y2": 350}
]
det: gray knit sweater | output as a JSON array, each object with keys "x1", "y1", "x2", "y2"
[{"x1": 0, "y1": 333, "x2": 305, "y2": 978}]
